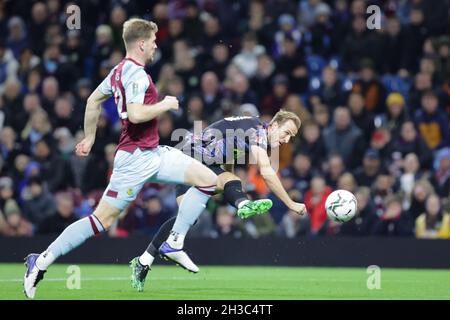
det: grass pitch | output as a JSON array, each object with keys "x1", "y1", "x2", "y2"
[{"x1": 1, "y1": 263, "x2": 450, "y2": 300}]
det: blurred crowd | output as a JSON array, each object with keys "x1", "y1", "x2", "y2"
[{"x1": 0, "y1": 0, "x2": 449, "y2": 239}]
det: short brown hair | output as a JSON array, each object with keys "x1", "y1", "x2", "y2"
[
  {"x1": 270, "y1": 109, "x2": 302, "y2": 129},
  {"x1": 122, "y1": 18, "x2": 158, "y2": 48}
]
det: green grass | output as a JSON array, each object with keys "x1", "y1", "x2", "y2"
[{"x1": 1, "y1": 263, "x2": 450, "y2": 300}]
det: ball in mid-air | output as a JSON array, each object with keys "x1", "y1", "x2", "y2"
[{"x1": 325, "y1": 190, "x2": 357, "y2": 223}]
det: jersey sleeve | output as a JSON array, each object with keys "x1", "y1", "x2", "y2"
[
  {"x1": 125, "y1": 68, "x2": 149, "y2": 104},
  {"x1": 98, "y1": 68, "x2": 115, "y2": 96},
  {"x1": 248, "y1": 126, "x2": 268, "y2": 150}
]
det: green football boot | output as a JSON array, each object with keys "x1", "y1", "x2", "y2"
[
  {"x1": 237, "y1": 199, "x2": 273, "y2": 219},
  {"x1": 130, "y1": 257, "x2": 149, "y2": 292}
]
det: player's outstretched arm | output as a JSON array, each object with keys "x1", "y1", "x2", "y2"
[
  {"x1": 250, "y1": 145, "x2": 306, "y2": 215},
  {"x1": 75, "y1": 88, "x2": 110, "y2": 157},
  {"x1": 127, "y1": 96, "x2": 179, "y2": 124}
]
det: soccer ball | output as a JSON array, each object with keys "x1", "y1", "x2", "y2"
[{"x1": 325, "y1": 190, "x2": 357, "y2": 223}]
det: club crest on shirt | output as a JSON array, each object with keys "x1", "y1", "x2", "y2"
[{"x1": 127, "y1": 188, "x2": 134, "y2": 196}]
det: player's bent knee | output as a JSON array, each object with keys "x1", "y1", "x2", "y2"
[
  {"x1": 185, "y1": 162, "x2": 218, "y2": 187},
  {"x1": 217, "y1": 172, "x2": 240, "y2": 190},
  {"x1": 93, "y1": 200, "x2": 122, "y2": 229}
]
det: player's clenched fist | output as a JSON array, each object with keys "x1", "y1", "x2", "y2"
[
  {"x1": 75, "y1": 137, "x2": 94, "y2": 157},
  {"x1": 289, "y1": 202, "x2": 307, "y2": 216},
  {"x1": 162, "y1": 95, "x2": 179, "y2": 110}
]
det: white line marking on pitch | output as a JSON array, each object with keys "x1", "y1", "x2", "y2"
[{"x1": 0, "y1": 276, "x2": 202, "y2": 282}]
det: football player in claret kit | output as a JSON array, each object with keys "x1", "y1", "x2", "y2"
[
  {"x1": 22, "y1": 18, "x2": 266, "y2": 299},
  {"x1": 130, "y1": 110, "x2": 307, "y2": 292}
]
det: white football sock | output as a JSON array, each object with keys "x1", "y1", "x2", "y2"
[
  {"x1": 167, "y1": 232, "x2": 185, "y2": 250},
  {"x1": 138, "y1": 251, "x2": 155, "y2": 267},
  {"x1": 35, "y1": 250, "x2": 56, "y2": 271}
]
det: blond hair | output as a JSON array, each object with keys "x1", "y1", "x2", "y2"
[
  {"x1": 122, "y1": 18, "x2": 158, "y2": 49},
  {"x1": 270, "y1": 109, "x2": 302, "y2": 129}
]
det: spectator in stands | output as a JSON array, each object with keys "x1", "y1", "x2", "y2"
[
  {"x1": 296, "y1": 120, "x2": 326, "y2": 169},
  {"x1": 92, "y1": 24, "x2": 114, "y2": 83},
  {"x1": 178, "y1": 94, "x2": 205, "y2": 130},
  {"x1": 377, "y1": 92, "x2": 409, "y2": 140},
  {"x1": 340, "y1": 16, "x2": 371, "y2": 72},
  {"x1": 369, "y1": 127, "x2": 393, "y2": 167},
  {"x1": 109, "y1": 6, "x2": 127, "y2": 50},
  {"x1": 348, "y1": 91, "x2": 375, "y2": 142},
  {"x1": 268, "y1": 168, "x2": 297, "y2": 225},
  {"x1": 6, "y1": 16, "x2": 28, "y2": 60},
  {"x1": 372, "y1": 194, "x2": 413, "y2": 236},
  {"x1": 351, "y1": 59, "x2": 387, "y2": 114},
  {"x1": 414, "y1": 90, "x2": 450, "y2": 151},
  {"x1": 22, "y1": 176, "x2": 56, "y2": 225},
  {"x1": 38, "y1": 192, "x2": 77, "y2": 234},
  {"x1": 204, "y1": 43, "x2": 230, "y2": 81},
  {"x1": 401, "y1": 7, "x2": 428, "y2": 74},
  {"x1": 0, "y1": 196, "x2": 33, "y2": 236},
  {"x1": 0, "y1": 126, "x2": 22, "y2": 173},
  {"x1": 226, "y1": 71, "x2": 258, "y2": 108},
  {"x1": 61, "y1": 30, "x2": 85, "y2": 76},
  {"x1": 290, "y1": 153, "x2": 316, "y2": 196},
  {"x1": 200, "y1": 71, "x2": 222, "y2": 119},
  {"x1": 52, "y1": 97, "x2": 80, "y2": 135},
  {"x1": 41, "y1": 43, "x2": 78, "y2": 92},
  {"x1": 250, "y1": 54, "x2": 276, "y2": 98},
  {"x1": 382, "y1": 16, "x2": 404, "y2": 74},
  {"x1": 434, "y1": 36, "x2": 450, "y2": 84},
  {"x1": 409, "y1": 179, "x2": 436, "y2": 221},
  {"x1": 415, "y1": 194, "x2": 450, "y2": 239},
  {"x1": 304, "y1": 175, "x2": 332, "y2": 236},
  {"x1": 0, "y1": 37, "x2": 19, "y2": 96},
  {"x1": 261, "y1": 74, "x2": 290, "y2": 116},
  {"x1": 323, "y1": 107, "x2": 365, "y2": 169},
  {"x1": 18, "y1": 48, "x2": 41, "y2": 87},
  {"x1": 409, "y1": 72, "x2": 433, "y2": 108},
  {"x1": 275, "y1": 35, "x2": 308, "y2": 93},
  {"x1": 172, "y1": 39, "x2": 201, "y2": 92},
  {"x1": 372, "y1": 169, "x2": 397, "y2": 217},
  {"x1": 392, "y1": 121, "x2": 432, "y2": 169},
  {"x1": 118, "y1": 189, "x2": 174, "y2": 236},
  {"x1": 354, "y1": 149, "x2": 381, "y2": 188},
  {"x1": 324, "y1": 154, "x2": 346, "y2": 189},
  {"x1": 81, "y1": 140, "x2": 111, "y2": 194},
  {"x1": 231, "y1": 32, "x2": 265, "y2": 79},
  {"x1": 284, "y1": 94, "x2": 312, "y2": 124},
  {"x1": 277, "y1": 208, "x2": 310, "y2": 238},
  {"x1": 312, "y1": 103, "x2": 330, "y2": 129},
  {"x1": 309, "y1": 3, "x2": 334, "y2": 58},
  {"x1": 210, "y1": 205, "x2": 244, "y2": 238},
  {"x1": 400, "y1": 153, "x2": 425, "y2": 210},
  {"x1": 201, "y1": 15, "x2": 224, "y2": 56},
  {"x1": 40, "y1": 76, "x2": 59, "y2": 116},
  {"x1": 2, "y1": 79, "x2": 23, "y2": 128},
  {"x1": 315, "y1": 66, "x2": 345, "y2": 110},
  {"x1": 337, "y1": 172, "x2": 357, "y2": 194},
  {"x1": 33, "y1": 138, "x2": 73, "y2": 192},
  {"x1": 429, "y1": 148, "x2": 450, "y2": 198},
  {"x1": 12, "y1": 93, "x2": 41, "y2": 133},
  {"x1": 21, "y1": 108, "x2": 53, "y2": 155},
  {"x1": 53, "y1": 127, "x2": 75, "y2": 159},
  {"x1": 272, "y1": 14, "x2": 301, "y2": 59},
  {"x1": 339, "y1": 187, "x2": 377, "y2": 236}
]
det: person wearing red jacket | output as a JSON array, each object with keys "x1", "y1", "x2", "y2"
[{"x1": 304, "y1": 175, "x2": 332, "y2": 235}]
